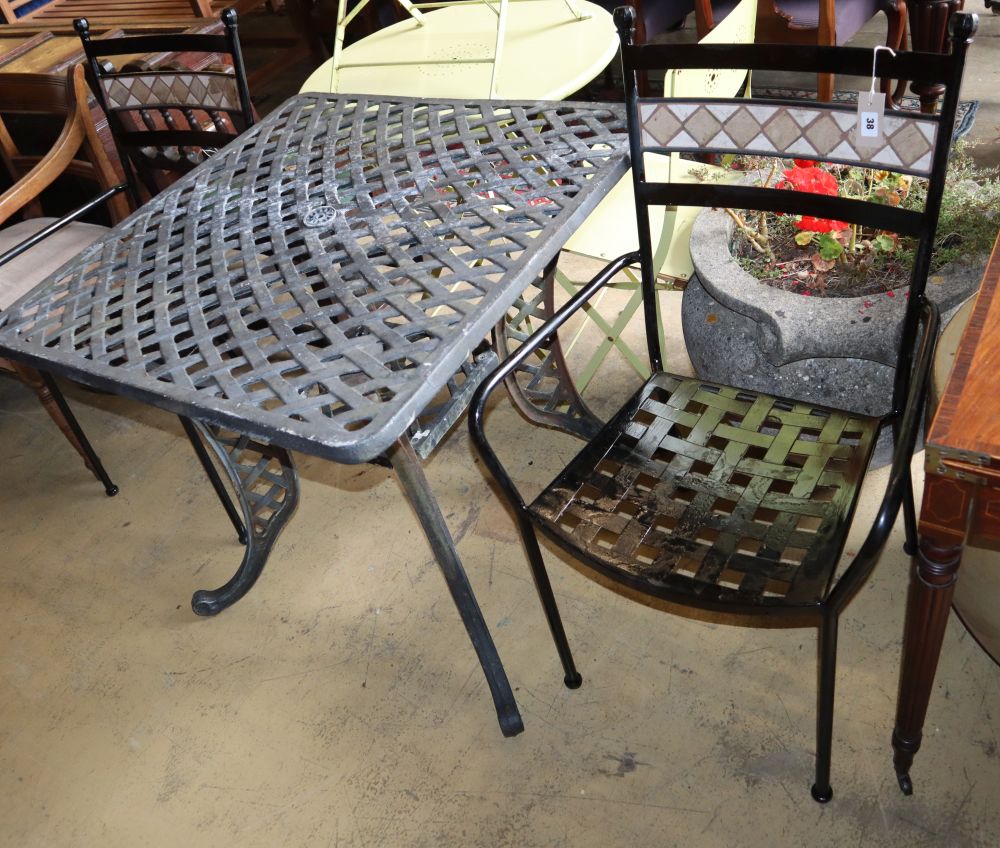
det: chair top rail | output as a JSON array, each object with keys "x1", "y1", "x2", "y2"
[
  {"x1": 74, "y1": 31, "x2": 235, "y2": 57},
  {"x1": 637, "y1": 97, "x2": 940, "y2": 177}
]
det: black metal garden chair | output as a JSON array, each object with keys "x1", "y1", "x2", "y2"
[
  {"x1": 74, "y1": 8, "x2": 255, "y2": 206},
  {"x1": 470, "y1": 5, "x2": 978, "y2": 801}
]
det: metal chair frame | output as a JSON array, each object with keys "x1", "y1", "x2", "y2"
[
  {"x1": 74, "y1": 8, "x2": 255, "y2": 206},
  {"x1": 471, "y1": 6, "x2": 978, "y2": 800}
]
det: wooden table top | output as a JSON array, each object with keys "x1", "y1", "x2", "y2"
[
  {"x1": 0, "y1": 21, "x2": 211, "y2": 76},
  {"x1": 928, "y1": 230, "x2": 1000, "y2": 461}
]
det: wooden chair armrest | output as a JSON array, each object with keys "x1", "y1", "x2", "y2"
[{"x1": 0, "y1": 105, "x2": 85, "y2": 229}]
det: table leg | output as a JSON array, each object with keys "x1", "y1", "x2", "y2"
[
  {"x1": 186, "y1": 420, "x2": 299, "y2": 616},
  {"x1": 906, "y1": 0, "x2": 964, "y2": 113},
  {"x1": 892, "y1": 472, "x2": 972, "y2": 794},
  {"x1": 387, "y1": 437, "x2": 525, "y2": 738}
]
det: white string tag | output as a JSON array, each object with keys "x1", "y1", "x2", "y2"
[
  {"x1": 855, "y1": 45, "x2": 894, "y2": 148},
  {"x1": 855, "y1": 89, "x2": 886, "y2": 146}
]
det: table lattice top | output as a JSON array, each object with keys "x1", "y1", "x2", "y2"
[{"x1": 0, "y1": 94, "x2": 628, "y2": 463}]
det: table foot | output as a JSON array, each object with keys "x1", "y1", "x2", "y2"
[
  {"x1": 387, "y1": 437, "x2": 524, "y2": 737},
  {"x1": 897, "y1": 771, "x2": 914, "y2": 795},
  {"x1": 187, "y1": 421, "x2": 299, "y2": 616}
]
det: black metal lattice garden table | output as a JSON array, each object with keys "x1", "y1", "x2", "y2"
[{"x1": 0, "y1": 93, "x2": 629, "y2": 736}]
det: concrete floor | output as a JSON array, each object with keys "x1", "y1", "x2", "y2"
[{"x1": 2, "y1": 7, "x2": 1000, "y2": 847}]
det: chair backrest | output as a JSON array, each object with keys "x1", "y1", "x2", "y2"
[
  {"x1": 74, "y1": 8, "x2": 255, "y2": 204},
  {"x1": 0, "y1": 63, "x2": 129, "y2": 227},
  {"x1": 615, "y1": 4, "x2": 977, "y2": 405}
]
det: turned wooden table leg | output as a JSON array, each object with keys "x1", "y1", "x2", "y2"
[
  {"x1": 892, "y1": 473, "x2": 973, "y2": 794},
  {"x1": 905, "y1": 0, "x2": 964, "y2": 113},
  {"x1": 11, "y1": 361, "x2": 95, "y2": 473}
]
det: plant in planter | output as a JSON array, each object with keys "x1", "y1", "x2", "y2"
[{"x1": 682, "y1": 145, "x2": 1000, "y2": 416}]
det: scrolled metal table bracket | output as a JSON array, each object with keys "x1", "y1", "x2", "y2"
[
  {"x1": 387, "y1": 436, "x2": 524, "y2": 737},
  {"x1": 186, "y1": 419, "x2": 299, "y2": 616}
]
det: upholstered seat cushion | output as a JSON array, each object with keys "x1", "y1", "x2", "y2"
[{"x1": 0, "y1": 217, "x2": 108, "y2": 311}]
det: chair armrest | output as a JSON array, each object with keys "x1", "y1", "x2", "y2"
[
  {"x1": 469, "y1": 249, "x2": 640, "y2": 508},
  {"x1": 0, "y1": 103, "x2": 90, "y2": 230},
  {"x1": 828, "y1": 296, "x2": 940, "y2": 611},
  {"x1": 0, "y1": 184, "x2": 128, "y2": 269}
]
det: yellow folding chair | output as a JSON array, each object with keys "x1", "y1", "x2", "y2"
[
  {"x1": 549, "y1": 0, "x2": 757, "y2": 394},
  {"x1": 326, "y1": 0, "x2": 601, "y2": 98}
]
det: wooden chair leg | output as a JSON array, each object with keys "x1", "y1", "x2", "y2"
[
  {"x1": 12, "y1": 362, "x2": 94, "y2": 472},
  {"x1": 817, "y1": 71, "x2": 834, "y2": 102},
  {"x1": 10, "y1": 362, "x2": 118, "y2": 495},
  {"x1": 883, "y1": 0, "x2": 908, "y2": 102}
]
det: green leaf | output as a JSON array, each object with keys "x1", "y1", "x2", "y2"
[
  {"x1": 794, "y1": 231, "x2": 815, "y2": 246},
  {"x1": 817, "y1": 233, "x2": 844, "y2": 261},
  {"x1": 875, "y1": 234, "x2": 895, "y2": 253}
]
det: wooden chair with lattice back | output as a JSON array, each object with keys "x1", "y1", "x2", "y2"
[
  {"x1": 0, "y1": 63, "x2": 127, "y2": 495},
  {"x1": 471, "y1": 6, "x2": 978, "y2": 801},
  {"x1": 74, "y1": 8, "x2": 255, "y2": 205}
]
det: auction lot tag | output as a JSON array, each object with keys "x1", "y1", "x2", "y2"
[{"x1": 855, "y1": 89, "x2": 886, "y2": 147}]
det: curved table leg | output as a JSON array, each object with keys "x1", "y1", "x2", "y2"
[
  {"x1": 187, "y1": 420, "x2": 299, "y2": 616},
  {"x1": 387, "y1": 437, "x2": 524, "y2": 737},
  {"x1": 905, "y1": 0, "x2": 964, "y2": 113}
]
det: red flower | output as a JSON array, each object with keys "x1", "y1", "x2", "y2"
[
  {"x1": 797, "y1": 215, "x2": 848, "y2": 232},
  {"x1": 778, "y1": 166, "x2": 838, "y2": 196},
  {"x1": 777, "y1": 164, "x2": 846, "y2": 232}
]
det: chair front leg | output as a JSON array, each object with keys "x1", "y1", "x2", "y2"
[
  {"x1": 15, "y1": 364, "x2": 118, "y2": 497},
  {"x1": 811, "y1": 611, "x2": 839, "y2": 803}
]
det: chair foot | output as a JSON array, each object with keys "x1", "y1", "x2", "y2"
[
  {"x1": 903, "y1": 540, "x2": 917, "y2": 556},
  {"x1": 105, "y1": 483, "x2": 120, "y2": 497},
  {"x1": 810, "y1": 783, "x2": 833, "y2": 803},
  {"x1": 897, "y1": 771, "x2": 914, "y2": 795},
  {"x1": 564, "y1": 671, "x2": 583, "y2": 689}
]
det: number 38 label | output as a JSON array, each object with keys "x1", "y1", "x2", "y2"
[{"x1": 855, "y1": 91, "x2": 886, "y2": 146}]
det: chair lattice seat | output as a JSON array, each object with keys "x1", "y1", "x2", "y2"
[{"x1": 530, "y1": 374, "x2": 878, "y2": 607}]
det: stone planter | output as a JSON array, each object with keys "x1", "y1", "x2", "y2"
[{"x1": 682, "y1": 205, "x2": 983, "y2": 417}]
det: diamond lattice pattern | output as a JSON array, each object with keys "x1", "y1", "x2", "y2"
[{"x1": 639, "y1": 101, "x2": 938, "y2": 175}]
